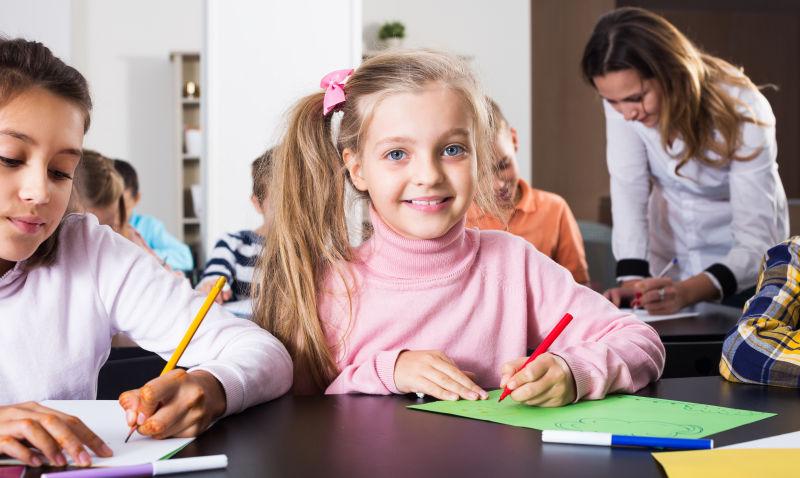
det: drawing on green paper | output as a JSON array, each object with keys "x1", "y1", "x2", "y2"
[{"x1": 408, "y1": 390, "x2": 774, "y2": 438}]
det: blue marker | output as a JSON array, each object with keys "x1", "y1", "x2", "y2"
[{"x1": 541, "y1": 430, "x2": 713, "y2": 450}]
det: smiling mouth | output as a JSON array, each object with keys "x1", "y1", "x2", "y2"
[{"x1": 404, "y1": 198, "x2": 450, "y2": 206}]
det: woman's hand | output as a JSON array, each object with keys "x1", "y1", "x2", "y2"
[
  {"x1": 634, "y1": 277, "x2": 688, "y2": 315},
  {"x1": 394, "y1": 350, "x2": 488, "y2": 401},
  {"x1": 195, "y1": 279, "x2": 231, "y2": 304},
  {"x1": 118, "y1": 369, "x2": 226, "y2": 439},
  {"x1": 499, "y1": 353, "x2": 576, "y2": 407},
  {"x1": 603, "y1": 279, "x2": 641, "y2": 307},
  {"x1": 0, "y1": 402, "x2": 112, "y2": 467},
  {"x1": 635, "y1": 274, "x2": 719, "y2": 315}
]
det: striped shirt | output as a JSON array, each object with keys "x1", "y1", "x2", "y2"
[
  {"x1": 199, "y1": 230, "x2": 264, "y2": 301},
  {"x1": 720, "y1": 237, "x2": 800, "y2": 387}
]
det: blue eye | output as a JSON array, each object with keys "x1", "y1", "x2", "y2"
[
  {"x1": 443, "y1": 145, "x2": 464, "y2": 157},
  {"x1": 387, "y1": 150, "x2": 406, "y2": 161}
]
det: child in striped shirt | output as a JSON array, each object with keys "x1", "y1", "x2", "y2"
[{"x1": 196, "y1": 151, "x2": 271, "y2": 303}]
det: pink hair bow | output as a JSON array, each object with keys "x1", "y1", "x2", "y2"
[{"x1": 320, "y1": 68, "x2": 354, "y2": 115}]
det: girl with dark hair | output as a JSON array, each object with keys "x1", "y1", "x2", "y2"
[
  {"x1": 581, "y1": 7, "x2": 789, "y2": 314},
  {"x1": 0, "y1": 38, "x2": 291, "y2": 467}
]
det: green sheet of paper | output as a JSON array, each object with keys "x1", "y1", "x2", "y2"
[{"x1": 408, "y1": 390, "x2": 774, "y2": 437}]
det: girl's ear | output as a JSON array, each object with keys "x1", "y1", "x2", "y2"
[{"x1": 343, "y1": 148, "x2": 368, "y2": 192}]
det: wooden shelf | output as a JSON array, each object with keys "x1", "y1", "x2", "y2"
[
  {"x1": 182, "y1": 217, "x2": 201, "y2": 225},
  {"x1": 183, "y1": 155, "x2": 200, "y2": 162},
  {"x1": 182, "y1": 98, "x2": 200, "y2": 106}
]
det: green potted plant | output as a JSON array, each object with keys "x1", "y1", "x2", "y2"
[{"x1": 378, "y1": 21, "x2": 405, "y2": 49}]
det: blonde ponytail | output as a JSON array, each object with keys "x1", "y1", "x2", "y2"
[{"x1": 252, "y1": 93, "x2": 353, "y2": 390}]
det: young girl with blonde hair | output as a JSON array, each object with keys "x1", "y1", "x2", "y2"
[{"x1": 254, "y1": 49, "x2": 664, "y2": 403}]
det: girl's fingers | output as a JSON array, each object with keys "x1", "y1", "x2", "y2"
[
  {"x1": 0, "y1": 435, "x2": 43, "y2": 467},
  {"x1": 418, "y1": 377, "x2": 459, "y2": 402},
  {"x1": 432, "y1": 361, "x2": 487, "y2": 399},
  {"x1": 507, "y1": 357, "x2": 548, "y2": 390},
  {"x1": 136, "y1": 370, "x2": 185, "y2": 419},
  {"x1": 425, "y1": 367, "x2": 480, "y2": 401},
  {"x1": 118, "y1": 390, "x2": 141, "y2": 427},
  {"x1": 0, "y1": 420, "x2": 64, "y2": 467}
]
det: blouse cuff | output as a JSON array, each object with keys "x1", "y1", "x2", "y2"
[
  {"x1": 616, "y1": 259, "x2": 650, "y2": 279},
  {"x1": 705, "y1": 263, "x2": 737, "y2": 300}
]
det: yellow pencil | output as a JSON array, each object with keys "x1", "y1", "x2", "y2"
[{"x1": 124, "y1": 276, "x2": 227, "y2": 442}]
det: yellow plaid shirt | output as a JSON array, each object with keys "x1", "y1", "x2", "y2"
[{"x1": 720, "y1": 236, "x2": 800, "y2": 387}]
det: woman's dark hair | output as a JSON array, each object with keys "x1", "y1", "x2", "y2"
[
  {"x1": 0, "y1": 37, "x2": 93, "y2": 268},
  {"x1": 113, "y1": 159, "x2": 140, "y2": 197},
  {"x1": 580, "y1": 7, "x2": 765, "y2": 174}
]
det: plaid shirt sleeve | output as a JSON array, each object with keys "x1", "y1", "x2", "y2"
[{"x1": 720, "y1": 236, "x2": 800, "y2": 387}]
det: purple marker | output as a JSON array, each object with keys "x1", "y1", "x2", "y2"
[{"x1": 40, "y1": 455, "x2": 227, "y2": 478}]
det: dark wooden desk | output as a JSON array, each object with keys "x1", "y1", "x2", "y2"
[
  {"x1": 141, "y1": 377, "x2": 797, "y2": 478},
  {"x1": 649, "y1": 304, "x2": 741, "y2": 378}
]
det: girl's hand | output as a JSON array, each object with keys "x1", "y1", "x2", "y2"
[
  {"x1": 603, "y1": 279, "x2": 641, "y2": 307},
  {"x1": 634, "y1": 277, "x2": 687, "y2": 315},
  {"x1": 499, "y1": 353, "x2": 576, "y2": 407},
  {"x1": 118, "y1": 369, "x2": 226, "y2": 439},
  {"x1": 0, "y1": 402, "x2": 112, "y2": 467},
  {"x1": 394, "y1": 350, "x2": 488, "y2": 401},
  {"x1": 195, "y1": 279, "x2": 231, "y2": 304}
]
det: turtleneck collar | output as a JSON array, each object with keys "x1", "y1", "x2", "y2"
[{"x1": 358, "y1": 206, "x2": 479, "y2": 282}]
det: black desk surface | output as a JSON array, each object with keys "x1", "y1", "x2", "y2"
[
  {"x1": 649, "y1": 303, "x2": 741, "y2": 342},
  {"x1": 145, "y1": 377, "x2": 798, "y2": 478}
]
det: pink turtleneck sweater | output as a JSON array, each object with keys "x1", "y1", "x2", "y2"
[{"x1": 321, "y1": 210, "x2": 665, "y2": 400}]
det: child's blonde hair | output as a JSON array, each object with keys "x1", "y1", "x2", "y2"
[
  {"x1": 253, "y1": 49, "x2": 500, "y2": 391},
  {"x1": 73, "y1": 149, "x2": 126, "y2": 231}
]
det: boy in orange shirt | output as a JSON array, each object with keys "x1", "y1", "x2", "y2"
[{"x1": 467, "y1": 99, "x2": 590, "y2": 285}]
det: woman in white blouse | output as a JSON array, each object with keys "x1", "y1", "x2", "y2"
[{"x1": 581, "y1": 7, "x2": 789, "y2": 314}]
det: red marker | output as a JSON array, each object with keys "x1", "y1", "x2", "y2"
[{"x1": 498, "y1": 313, "x2": 575, "y2": 402}]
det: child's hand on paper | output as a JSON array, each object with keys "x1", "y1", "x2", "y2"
[
  {"x1": 499, "y1": 353, "x2": 576, "y2": 407},
  {"x1": 394, "y1": 350, "x2": 489, "y2": 401},
  {"x1": 195, "y1": 279, "x2": 231, "y2": 304},
  {"x1": 118, "y1": 369, "x2": 226, "y2": 439},
  {"x1": 0, "y1": 402, "x2": 112, "y2": 467}
]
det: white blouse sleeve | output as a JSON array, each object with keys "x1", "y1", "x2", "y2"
[
  {"x1": 83, "y1": 220, "x2": 292, "y2": 416},
  {"x1": 604, "y1": 101, "x2": 653, "y2": 278},
  {"x1": 723, "y1": 91, "x2": 789, "y2": 292}
]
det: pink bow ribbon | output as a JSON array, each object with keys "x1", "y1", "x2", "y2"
[{"x1": 320, "y1": 68, "x2": 354, "y2": 115}]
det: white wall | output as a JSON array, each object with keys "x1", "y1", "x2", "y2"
[
  {"x1": 204, "y1": 0, "x2": 362, "y2": 252},
  {"x1": 0, "y1": 0, "x2": 202, "y2": 237},
  {"x1": 363, "y1": 0, "x2": 532, "y2": 183},
  {"x1": 72, "y1": 0, "x2": 202, "y2": 237},
  {"x1": 0, "y1": 0, "x2": 73, "y2": 62}
]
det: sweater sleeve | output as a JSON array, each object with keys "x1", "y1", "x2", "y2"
[
  {"x1": 200, "y1": 235, "x2": 240, "y2": 284},
  {"x1": 325, "y1": 350, "x2": 404, "y2": 395},
  {"x1": 84, "y1": 219, "x2": 292, "y2": 415},
  {"x1": 526, "y1": 245, "x2": 665, "y2": 400},
  {"x1": 720, "y1": 238, "x2": 800, "y2": 387},
  {"x1": 139, "y1": 216, "x2": 194, "y2": 272},
  {"x1": 604, "y1": 101, "x2": 653, "y2": 279}
]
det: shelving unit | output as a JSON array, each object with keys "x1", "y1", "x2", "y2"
[{"x1": 170, "y1": 51, "x2": 204, "y2": 268}]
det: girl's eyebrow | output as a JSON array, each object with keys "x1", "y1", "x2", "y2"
[
  {"x1": 374, "y1": 128, "x2": 471, "y2": 148},
  {"x1": 0, "y1": 129, "x2": 82, "y2": 157}
]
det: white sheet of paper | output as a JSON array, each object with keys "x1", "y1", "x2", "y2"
[
  {"x1": 620, "y1": 308, "x2": 700, "y2": 323},
  {"x1": 721, "y1": 430, "x2": 800, "y2": 449},
  {"x1": 0, "y1": 400, "x2": 193, "y2": 467}
]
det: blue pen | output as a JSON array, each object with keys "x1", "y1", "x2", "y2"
[{"x1": 542, "y1": 430, "x2": 713, "y2": 450}]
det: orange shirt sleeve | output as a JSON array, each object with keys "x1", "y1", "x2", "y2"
[{"x1": 554, "y1": 199, "x2": 590, "y2": 284}]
